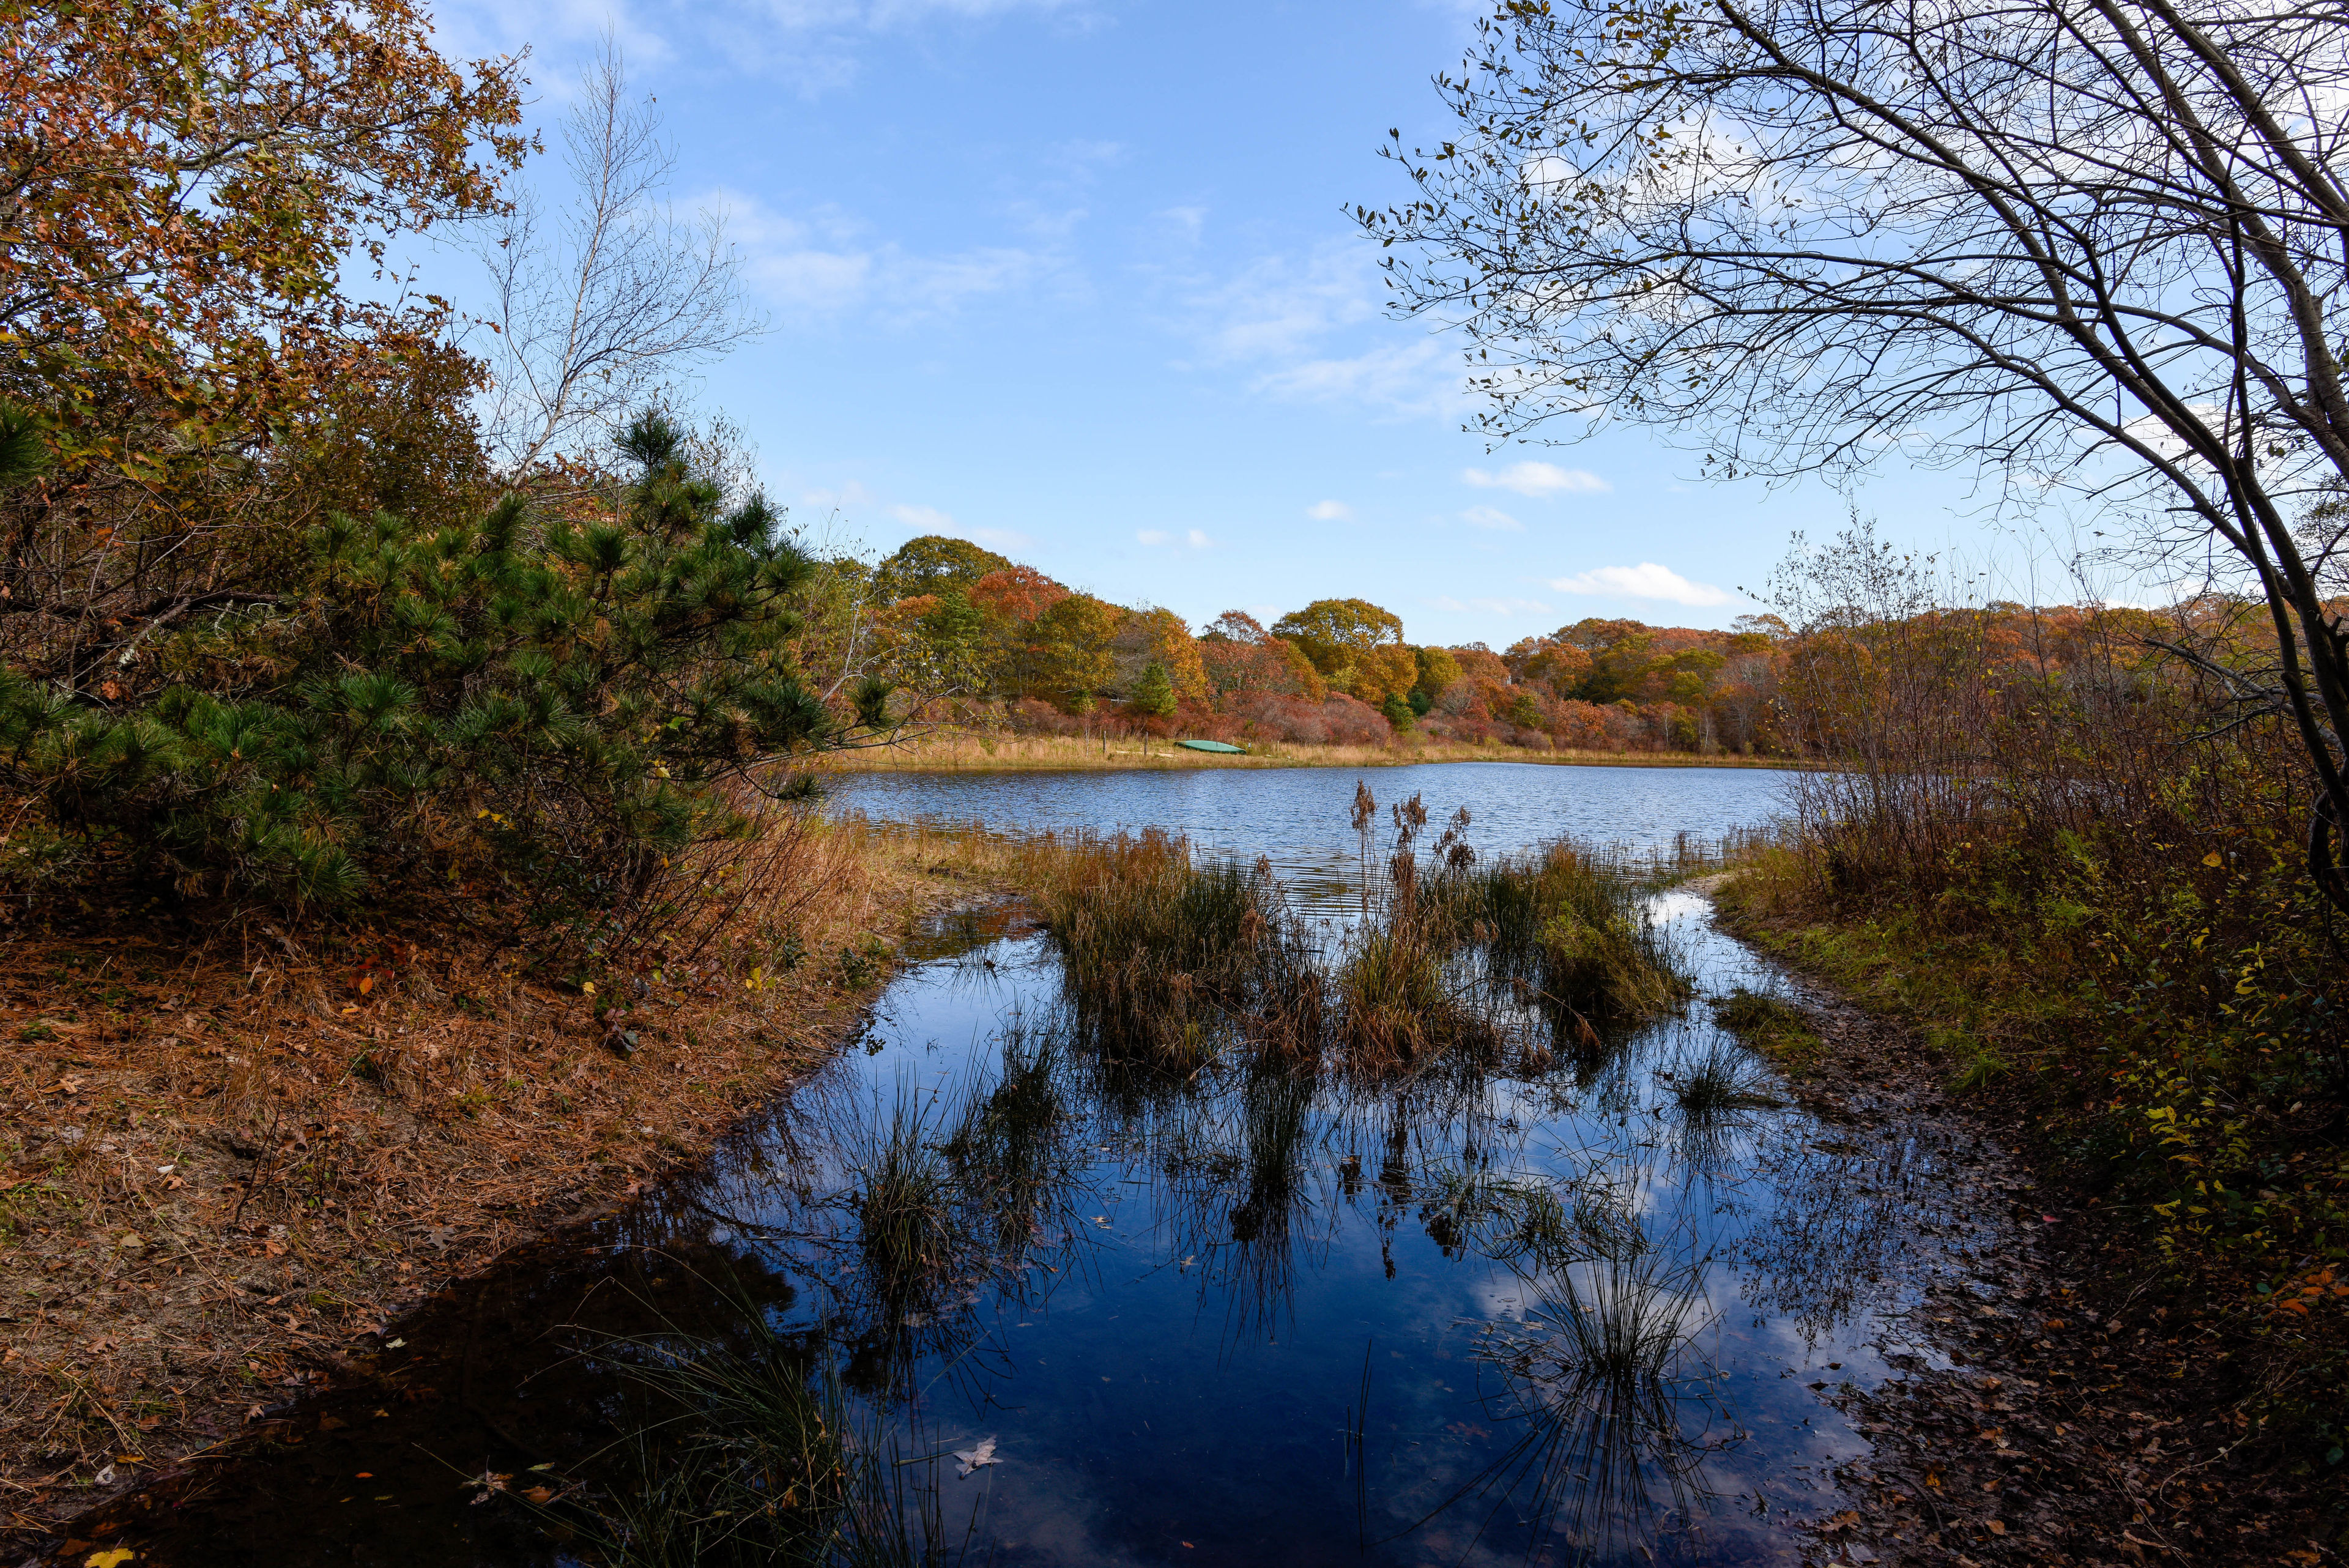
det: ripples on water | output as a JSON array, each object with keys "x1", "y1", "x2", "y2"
[{"x1": 109, "y1": 768, "x2": 2008, "y2": 1568}]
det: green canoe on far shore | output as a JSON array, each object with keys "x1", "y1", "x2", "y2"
[{"x1": 1176, "y1": 738, "x2": 1247, "y2": 754}]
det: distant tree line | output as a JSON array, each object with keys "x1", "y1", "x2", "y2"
[{"x1": 825, "y1": 533, "x2": 1799, "y2": 755}]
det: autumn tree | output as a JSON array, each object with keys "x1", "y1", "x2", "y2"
[
  {"x1": 968, "y1": 564, "x2": 1071, "y2": 697},
  {"x1": 1201, "y1": 610, "x2": 1329, "y2": 701},
  {"x1": 0, "y1": 0, "x2": 526, "y2": 714},
  {"x1": 872, "y1": 535, "x2": 1014, "y2": 604},
  {"x1": 1274, "y1": 598, "x2": 1414, "y2": 703},
  {"x1": 1113, "y1": 607, "x2": 1209, "y2": 700},
  {"x1": 1025, "y1": 593, "x2": 1122, "y2": 712},
  {"x1": 0, "y1": 0, "x2": 525, "y2": 434}
]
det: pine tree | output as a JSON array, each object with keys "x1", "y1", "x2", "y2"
[
  {"x1": 0, "y1": 412, "x2": 837, "y2": 912},
  {"x1": 1129, "y1": 661, "x2": 1176, "y2": 718}
]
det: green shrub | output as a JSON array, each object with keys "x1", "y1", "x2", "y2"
[{"x1": 0, "y1": 413, "x2": 837, "y2": 913}]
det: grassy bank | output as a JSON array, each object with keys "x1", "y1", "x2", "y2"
[
  {"x1": 0, "y1": 815, "x2": 1022, "y2": 1536},
  {"x1": 823, "y1": 730, "x2": 1803, "y2": 773},
  {"x1": 1718, "y1": 827, "x2": 2349, "y2": 1494}
]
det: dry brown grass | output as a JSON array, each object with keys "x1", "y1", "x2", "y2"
[
  {"x1": 0, "y1": 812, "x2": 1012, "y2": 1539},
  {"x1": 823, "y1": 730, "x2": 1799, "y2": 773}
]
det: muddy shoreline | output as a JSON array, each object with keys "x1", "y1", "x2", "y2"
[
  {"x1": 0, "y1": 825, "x2": 1017, "y2": 1556},
  {"x1": 1721, "y1": 926, "x2": 2344, "y2": 1566}
]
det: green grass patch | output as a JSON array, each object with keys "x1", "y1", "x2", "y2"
[{"x1": 1707, "y1": 987, "x2": 1822, "y2": 1071}]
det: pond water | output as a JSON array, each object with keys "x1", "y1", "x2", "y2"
[
  {"x1": 833, "y1": 762, "x2": 1797, "y2": 918},
  {"x1": 94, "y1": 766, "x2": 2011, "y2": 1568}
]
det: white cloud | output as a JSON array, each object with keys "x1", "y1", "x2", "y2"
[
  {"x1": 1135, "y1": 529, "x2": 1169, "y2": 545},
  {"x1": 711, "y1": 188, "x2": 1066, "y2": 325},
  {"x1": 802, "y1": 480, "x2": 875, "y2": 510},
  {"x1": 1186, "y1": 528, "x2": 1211, "y2": 549},
  {"x1": 1252, "y1": 340, "x2": 1452, "y2": 418},
  {"x1": 1307, "y1": 499, "x2": 1352, "y2": 521},
  {"x1": 892, "y1": 503, "x2": 1030, "y2": 552},
  {"x1": 1547, "y1": 563, "x2": 1735, "y2": 606},
  {"x1": 1193, "y1": 240, "x2": 1380, "y2": 362},
  {"x1": 961, "y1": 526, "x2": 1034, "y2": 550},
  {"x1": 1137, "y1": 529, "x2": 1212, "y2": 549},
  {"x1": 1462, "y1": 461, "x2": 1610, "y2": 497},
  {"x1": 1459, "y1": 505, "x2": 1524, "y2": 532},
  {"x1": 1159, "y1": 205, "x2": 1208, "y2": 245}
]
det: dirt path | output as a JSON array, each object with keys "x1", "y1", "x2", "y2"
[{"x1": 1729, "y1": 920, "x2": 2344, "y2": 1567}]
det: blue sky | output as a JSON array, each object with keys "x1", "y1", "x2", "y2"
[{"x1": 424, "y1": 0, "x2": 1979, "y2": 646}]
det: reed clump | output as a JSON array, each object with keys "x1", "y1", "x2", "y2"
[
  {"x1": 1661, "y1": 1035, "x2": 1782, "y2": 1117},
  {"x1": 850, "y1": 1090, "x2": 957, "y2": 1296},
  {"x1": 1025, "y1": 829, "x2": 1321, "y2": 1061},
  {"x1": 1445, "y1": 842, "x2": 1690, "y2": 1026},
  {"x1": 532, "y1": 1290, "x2": 938, "y2": 1568},
  {"x1": 1022, "y1": 789, "x2": 1688, "y2": 1078}
]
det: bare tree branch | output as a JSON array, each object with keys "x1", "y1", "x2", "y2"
[
  {"x1": 476, "y1": 37, "x2": 762, "y2": 472},
  {"x1": 1367, "y1": 0, "x2": 2349, "y2": 905}
]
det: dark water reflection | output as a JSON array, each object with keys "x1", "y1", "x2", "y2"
[{"x1": 100, "y1": 770, "x2": 2009, "y2": 1567}]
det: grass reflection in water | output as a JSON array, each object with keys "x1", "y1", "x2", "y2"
[{"x1": 473, "y1": 814, "x2": 1937, "y2": 1568}]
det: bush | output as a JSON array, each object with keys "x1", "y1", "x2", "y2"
[{"x1": 0, "y1": 413, "x2": 836, "y2": 914}]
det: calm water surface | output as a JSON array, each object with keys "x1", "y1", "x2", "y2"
[
  {"x1": 836, "y1": 764, "x2": 1793, "y2": 917},
  {"x1": 104, "y1": 766, "x2": 2008, "y2": 1568}
]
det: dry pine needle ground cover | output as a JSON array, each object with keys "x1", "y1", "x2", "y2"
[{"x1": 0, "y1": 816, "x2": 1014, "y2": 1543}]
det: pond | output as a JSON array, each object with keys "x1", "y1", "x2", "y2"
[
  {"x1": 833, "y1": 763, "x2": 1794, "y2": 920},
  {"x1": 100, "y1": 765, "x2": 2010, "y2": 1567}
]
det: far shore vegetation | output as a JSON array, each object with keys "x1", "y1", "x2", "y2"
[{"x1": 820, "y1": 729, "x2": 1809, "y2": 773}]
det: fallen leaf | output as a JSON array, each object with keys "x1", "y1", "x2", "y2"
[
  {"x1": 522, "y1": 1485, "x2": 555, "y2": 1504},
  {"x1": 1985, "y1": 1520, "x2": 2007, "y2": 1536},
  {"x1": 953, "y1": 1436, "x2": 1000, "y2": 1478},
  {"x1": 85, "y1": 1551, "x2": 135, "y2": 1568}
]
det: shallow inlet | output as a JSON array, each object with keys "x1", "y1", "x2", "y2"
[{"x1": 94, "y1": 768, "x2": 2011, "y2": 1567}]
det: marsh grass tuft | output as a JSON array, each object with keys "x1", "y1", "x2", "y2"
[
  {"x1": 526, "y1": 1284, "x2": 943, "y2": 1568},
  {"x1": 1661, "y1": 1035, "x2": 1783, "y2": 1117},
  {"x1": 1447, "y1": 841, "x2": 1691, "y2": 1026},
  {"x1": 944, "y1": 1015, "x2": 1082, "y2": 1265},
  {"x1": 1024, "y1": 830, "x2": 1320, "y2": 1062},
  {"x1": 849, "y1": 1088, "x2": 957, "y2": 1296}
]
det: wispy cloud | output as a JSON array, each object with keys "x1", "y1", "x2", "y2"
[
  {"x1": 1137, "y1": 529, "x2": 1212, "y2": 549},
  {"x1": 1463, "y1": 461, "x2": 1609, "y2": 497},
  {"x1": 714, "y1": 188, "x2": 1071, "y2": 325},
  {"x1": 803, "y1": 480, "x2": 876, "y2": 510},
  {"x1": 1458, "y1": 505, "x2": 1524, "y2": 532},
  {"x1": 1173, "y1": 240, "x2": 1463, "y2": 418},
  {"x1": 1547, "y1": 563, "x2": 1734, "y2": 606},
  {"x1": 1306, "y1": 499, "x2": 1352, "y2": 521},
  {"x1": 1192, "y1": 241, "x2": 1379, "y2": 362},
  {"x1": 1252, "y1": 340, "x2": 1451, "y2": 418},
  {"x1": 893, "y1": 503, "x2": 1030, "y2": 551}
]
